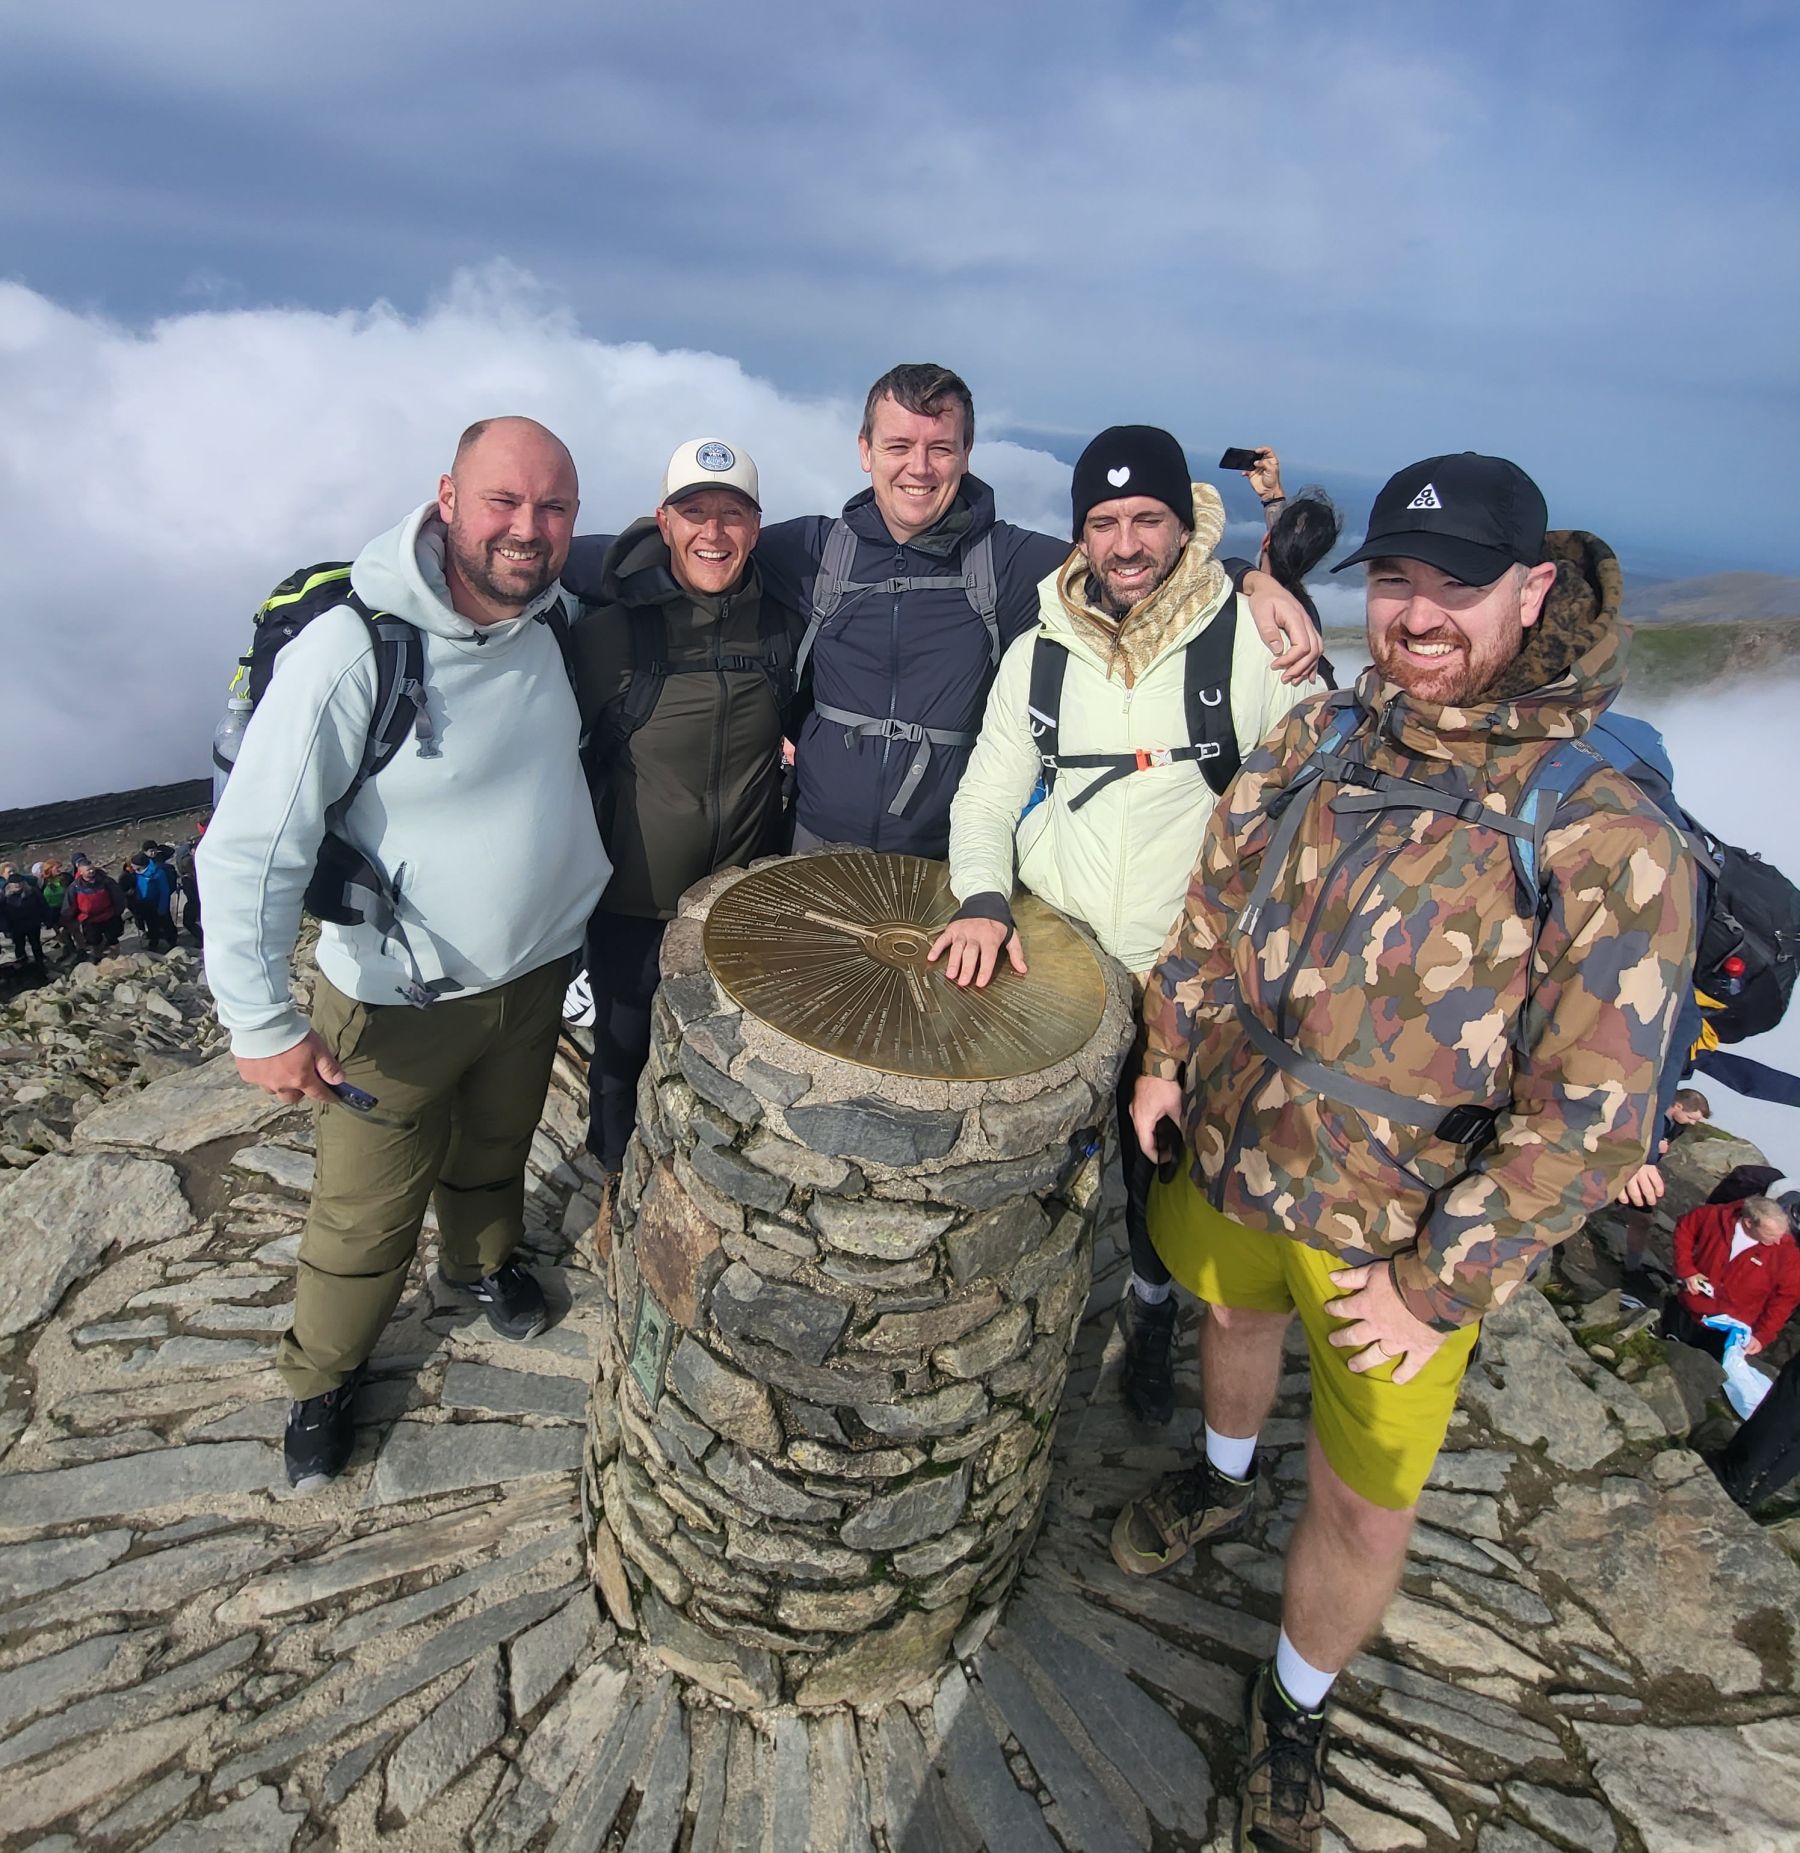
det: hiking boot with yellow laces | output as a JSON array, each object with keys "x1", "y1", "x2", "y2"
[
  {"x1": 1109, "y1": 1452, "x2": 1256, "y2": 1577},
  {"x1": 1237, "y1": 1661, "x2": 1328, "y2": 1852}
]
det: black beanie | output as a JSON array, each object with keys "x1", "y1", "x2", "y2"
[{"x1": 1071, "y1": 425, "x2": 1192, "y2": 538}]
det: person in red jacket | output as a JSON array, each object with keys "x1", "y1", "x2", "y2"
[{"x1": 1661, "y1": 1193, "x2": 1800, "y2": 1358}]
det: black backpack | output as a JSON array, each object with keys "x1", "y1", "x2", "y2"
[
  {"x1": 1510, "y1": 711, "x2": 1800, "y2": 1047},
  {"x1": 1023, "y1": 601, "x2": 1242, "y2": 812},
  {"x1": 232, "y1": 562, "x2": 579, "y2": 1004}
]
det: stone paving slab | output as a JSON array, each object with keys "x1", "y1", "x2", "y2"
[{"x1": 2, "y1": 957, "x2": 1797, "y2": 1851}]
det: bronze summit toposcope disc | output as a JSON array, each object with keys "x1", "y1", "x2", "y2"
[{"x1": 702, "y1": 852, "x2": 1107, "y2": 1081}]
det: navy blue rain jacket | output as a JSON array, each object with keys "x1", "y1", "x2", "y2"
[{"x1": 756, "y1": 477, "x2": 1068, "y2": 858}]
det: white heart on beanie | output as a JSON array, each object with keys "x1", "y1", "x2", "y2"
[{"x1": 1106, "y1": 466, "x2": 1131, "y2": 487}]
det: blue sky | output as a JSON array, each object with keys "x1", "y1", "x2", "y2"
[{"x1": 5, "y1": 1, "x2": 1797, "y2": 575}]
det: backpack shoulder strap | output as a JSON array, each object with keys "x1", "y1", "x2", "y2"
[
  {"x1": 539, "y1": 599, "x2": 577, "y2": 685},
  {"x1": 612, "y1": 604, "x2": 670, "y2": 746},
  {"x1": 754, "y1": 593, "x2": 797, "y2": 707},
  {"x1": 537, "y1": 601, "x2": 594, "y2": 742},
  {"x1": 343, "y1": 606, "x2": 428, "y2": 802},
  {"x1": 1509, "y1": 738, "x2": 1609, "y2": 911},
  {"x1": 1184, "y1": 596, "x2": 1241, "y2": 797},
  {"x1": 1264, "y1": 688, "x2": 1367, "y2": 811},
  {"x1": 1236, "y1": 691, "x2": 1371, "y2": 936},
  {"x1": 1025, "y1": 635, "x2": 1068, "y2": 794},
  {"x1": 795, "y1": 519, "x2": 860, "y2": 681},
  {"x1": 963, "y1": 530, "x2": 1000, "y2": 665}
]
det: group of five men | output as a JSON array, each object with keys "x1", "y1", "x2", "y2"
[{"x1": 200, "y1": 365, "x2": 1697, "y2": 1853}]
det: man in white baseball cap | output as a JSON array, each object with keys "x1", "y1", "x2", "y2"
[
  {"x1": 566, "y1": 440, "x2": 800, "y2": 1224},
  {"x1": 661, "y1": 437, "x2": 762, "y2": 512}
]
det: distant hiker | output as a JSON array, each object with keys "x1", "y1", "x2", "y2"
[
  {"x1": 2, "y1": 871, "x2": 50, "y2": 976},
  {"x1": 174, "y1": 821, "x2": 206, "y2": 945},
  {"x1": 1711, "y1": 1349, "x2": 1800, "y2": 1511},
  {"x1": 1115, "y1": 454, "x2": 1699, "y2": 1853},
  {"x1": 749, "y1": 362, "x2": 1324, "y2": 857},
  {"x1": 199, "y1": 416, "x2": 608, "y2": 1494},
  {"x1": 1707, "y1": 1160, "x2": 1790, "y2": 1206},
  {"x1": 1618, "y1": 1085, "x2": 1711, "y2": 1210},
  {"x1": 564, "y1": 439, "x2": 798, "y2": 1225},
  {"x1": 125, "y1": 849, "x2": 178, "y2": 952},
  {"x1": 1616, "y1": 1085, "x2": 1711, "y2": 1303},
  {"x1": 1660, "y1": 1193, "x2": 1800, "y2": 1361},
  {"x1": 62, "y1": 856, "x2": 126, "y2": 956},
  {"x1": 36, "y1": 860, "x2": 71, "y2": 959},
  {"x1": 931, "y1": 423, "x2": 1325, "y2": 1425},
  {"x1": 1235, "y1": 444, "x2": 1344, "y2": 640}
]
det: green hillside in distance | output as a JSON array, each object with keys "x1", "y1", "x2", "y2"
[{"x1": 1623, "y1": 616, "x2": 1800, "y2": 698}]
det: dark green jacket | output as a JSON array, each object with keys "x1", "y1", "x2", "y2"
[{"x1": 572, "y1": 519, "x2": 797, "y2": 920}]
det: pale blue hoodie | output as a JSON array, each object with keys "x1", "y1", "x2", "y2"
[{"x1": 200, "y1": 502, "x2": 608, "y2": 1058}]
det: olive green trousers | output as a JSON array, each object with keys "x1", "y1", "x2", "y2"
[{"x1": 275, "y1": 955, "x2": 570, "y2": 1398}]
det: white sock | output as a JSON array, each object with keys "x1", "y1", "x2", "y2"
[
  {"x1": 1273, "y1": 1630, "x2": 1336, "y2": 1712},
  {"x1": 1129, "y1": 1273, "x2": 1172, "y2": 1306},
  {"x1": 1204, "y1": 1423, "x2": 1257, "y2": 1480}
]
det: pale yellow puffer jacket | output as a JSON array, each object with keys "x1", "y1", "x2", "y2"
[{"x1": 948, "y1": 567, "x2": 1323, "y2": 975}]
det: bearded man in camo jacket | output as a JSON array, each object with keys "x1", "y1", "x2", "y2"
[{"x1": 1114, "y1": 453, "x2": 1698, "y2": 1853}]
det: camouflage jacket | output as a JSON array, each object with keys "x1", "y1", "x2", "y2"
[{"x1": 1142, "y1": 533, "x2": 1698, "y2": 1328}]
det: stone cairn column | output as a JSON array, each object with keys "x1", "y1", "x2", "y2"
[{"x1": 585, "y1": 853, "x2": 1133, "y2": 1710}]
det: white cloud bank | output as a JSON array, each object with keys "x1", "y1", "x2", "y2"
[{"x1": 0, "y1": 265, "x2": 1074, "y2": 806}]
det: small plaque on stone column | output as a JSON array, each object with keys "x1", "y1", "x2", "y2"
[{"x1": 627, "y1": 1289, "x2": 672, "y2": 1408}]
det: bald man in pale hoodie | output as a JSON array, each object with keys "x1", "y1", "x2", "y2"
[{"x1": 200, "y1": 417, "x2": 609, "y2": 1491}]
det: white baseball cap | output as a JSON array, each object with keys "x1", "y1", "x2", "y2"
[{"x1": 661, "y1": 438, "x2": 761, "y2": 511}]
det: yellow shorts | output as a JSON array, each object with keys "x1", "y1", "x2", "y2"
[{"x1": 1148, "y1": 1175, "x2": 1478, "y2": 1510}]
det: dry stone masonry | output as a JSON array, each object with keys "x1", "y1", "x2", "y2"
[{"x1": 586, "y1": 855, "x2": 1137, "y2": 1707}]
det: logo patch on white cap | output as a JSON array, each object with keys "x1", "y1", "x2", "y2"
[
  {"x1": 1406, "y1": 483, "x2": 1443, "y2": 511},
  {"x1": 1106, "y1": 466, "x2": 1131, "y2": 488},
  {"x1": 696, "y1": 442, "x2": 736, "y2": 472}
]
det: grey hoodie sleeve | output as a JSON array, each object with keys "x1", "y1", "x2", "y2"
[{"x1": 196, "y1": 610, "x2": 377, "y2": 1059}]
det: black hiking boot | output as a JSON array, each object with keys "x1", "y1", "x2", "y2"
[
  {"x1": 439, "y1": 1258, "x2": 549, "y2": 1340},
  {"x1": 1236, "y1": 1662, "x2": 1328, "y2": 1852},
  {"x1": 1110, "y1": 1451, "x2": 1257, "y2": 1577},
  {"x1": 1119, "y1": 1290, "x2": 1177, "y2": 1425},
  {"x1": 284, "y1": 1375, "x2": 359, "y2": 1492}
]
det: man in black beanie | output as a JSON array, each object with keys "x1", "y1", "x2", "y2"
[
  {"x1": 1069, "y1": 424, "x2": 1197, "y2": 573},
  {"x1": 933, "y1": 422, "x2": 1325, "y2": 1433}
]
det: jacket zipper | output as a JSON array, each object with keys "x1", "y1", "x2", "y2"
[
  {"x1": 1320, "y1": 843, "x2": 1405, "y2": 971},
  {"x1": 1211, "y1": 804, "x2": 1383, "y2": 1209},
  {"x1": 874, "y1": 550, "x2": 903, "y2": 852},
  {"x1": 705, "y1": 594, "x2": 731, "y2": 872}
]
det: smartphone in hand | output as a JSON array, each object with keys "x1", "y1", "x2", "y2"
[
  {"x1": 328, "y1": 1081, "x2": 379, "y2": 1113},
  {"x1": 1219, "y1": 447, "x2": 1262, "y2": 473}
]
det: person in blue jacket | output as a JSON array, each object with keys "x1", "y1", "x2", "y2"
[{"x1": 125, "y1": 850, "x2": 178, "y2": 952}]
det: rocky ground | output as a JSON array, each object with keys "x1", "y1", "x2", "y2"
[{"x1": 2, "y1": 951, "x2": 1798, "y2": 1852}]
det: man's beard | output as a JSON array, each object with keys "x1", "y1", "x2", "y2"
[
  {"x1": 1368, "y1": 620, "x2": 1521, "y2": 705},
  {"x1": 1093, "y1": 557, "x2": 1175, "y2": 620},
  {"x1": 448, "y1": 531, "x2": 554, "y2": 609}
]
